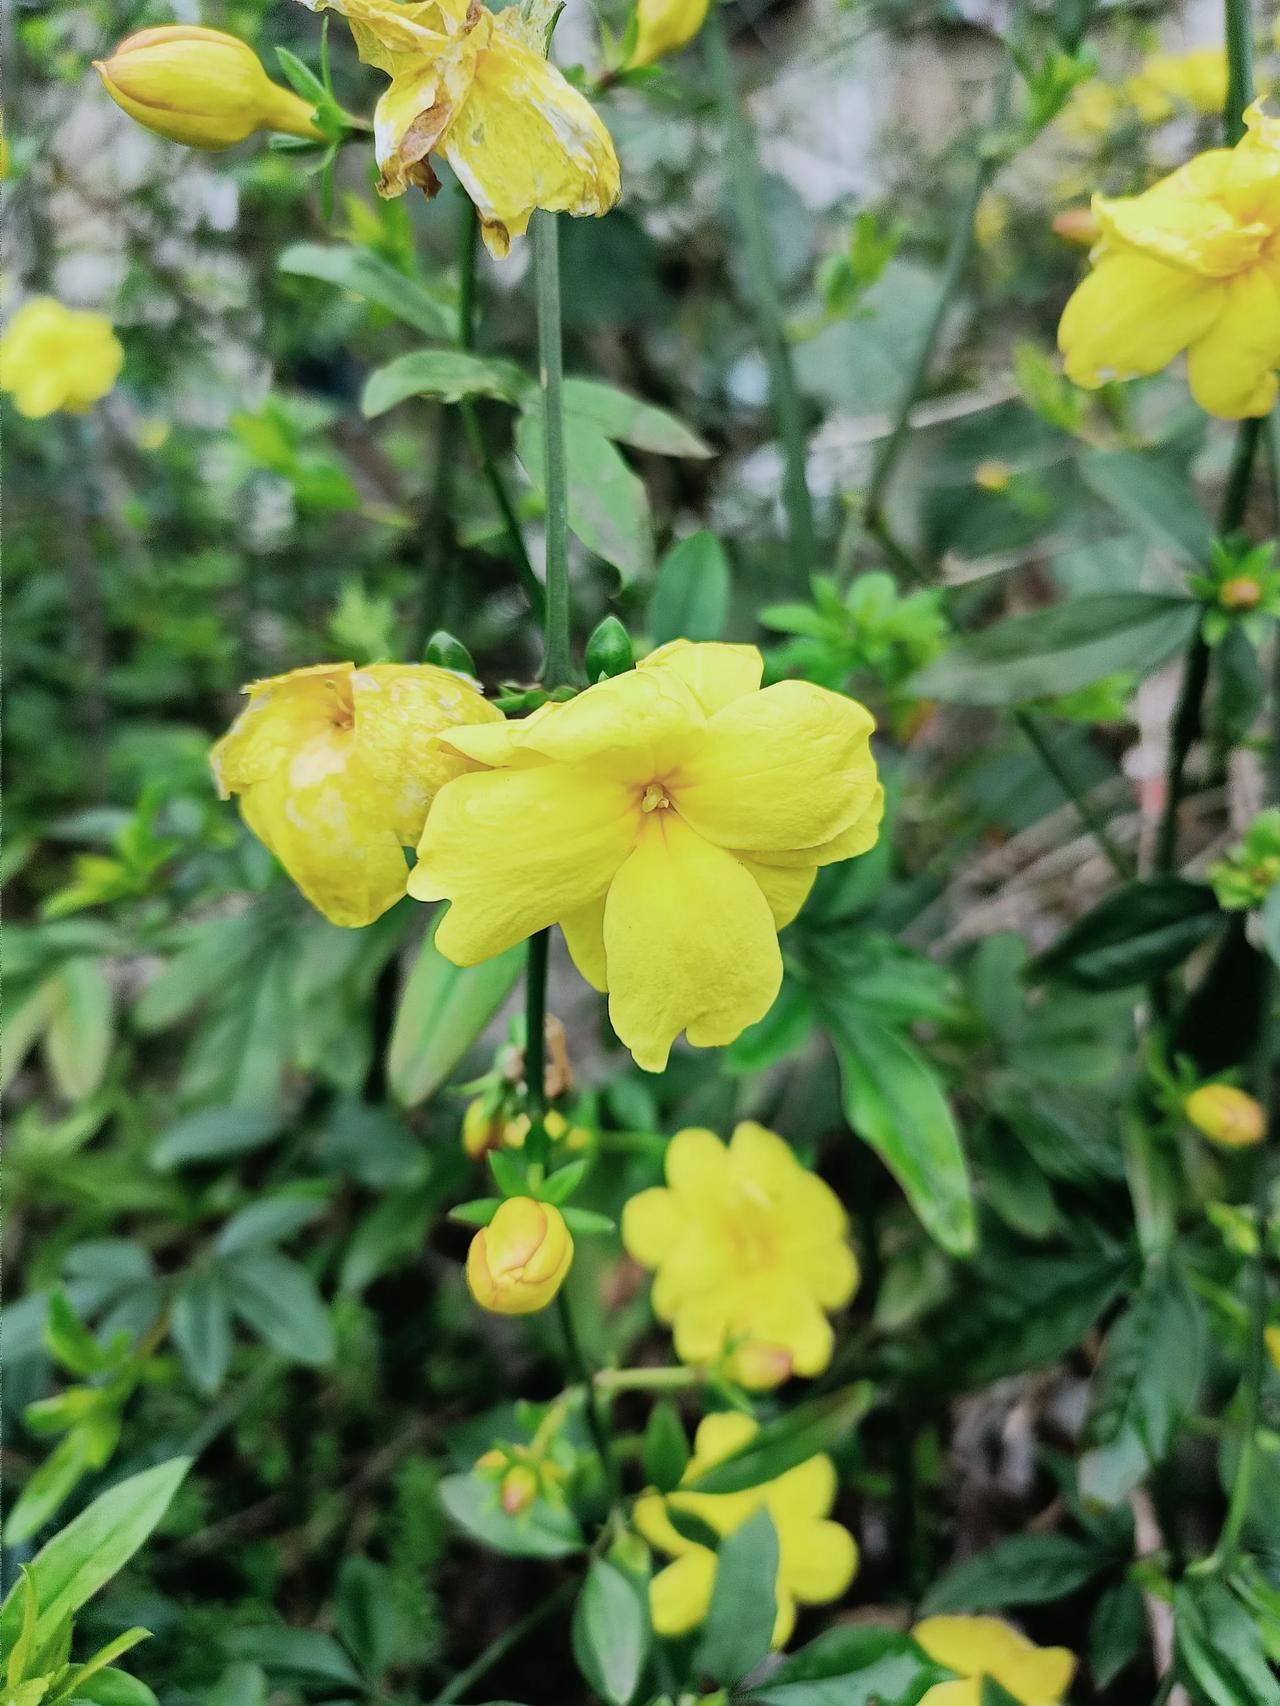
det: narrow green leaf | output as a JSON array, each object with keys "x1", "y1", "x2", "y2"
[
  {"x1": 1031, "y1": 878, "x2": 1221, "y2": 991},
  {"x1": 1081, "y1": 449, "x2": 1214, "y2": 566},
  {"x1": 171, "y1": 1268, "x2": 233, "y2": 1396},
  {"x1": 643, "y1": 1402, "x2": 690, "y2": 1493},
  {"x1": 694, "y1": 1508, "x2": 778, "y2": 1684},
  {"x1": 387, "y1": 914, "x2": 523, "y2": 1107},
  {"x1": 516, "y1": 408, "x2": 653, "y2": 583},
  {"x1": 45, "y1": 957, "x2": 113, "y2": 1103},
  {"x1": 648, "y1": 531, "x2": 731, "y2": 645},
  {"x1": 151, "y1": 1106, "x2": 283, "y2": 1171},
  {"x1": 571, "y1": 1558, "x2": 650, "y2": 1705},
  {"x1": 686, "y1": 1387, "x2": 871, "y2": 1495},
  {"x1": 223, "y1": 1251, "x2": 335, "y2": 1367},
  {"x1": 278, "y1": 242, "x2": 452, "y2": 338},
  {"x1": 562, "y1": 376, "x2": 712, "y2": 458},
  {"x1": 920, "y1": 1532, "x2": 1107, "y2": 1615},
  {"x1": 746, "y1": 1623, "x2": 946, "y2": 1706}
]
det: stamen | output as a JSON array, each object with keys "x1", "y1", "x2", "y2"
[{"x1": 641, "y1": 782, "x2": 670, "y2": 812}]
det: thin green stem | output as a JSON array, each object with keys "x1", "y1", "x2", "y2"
[
  {"x1": 557, "y1": 1291, "x2": 622, "y2": 1510},
  {"x1": 429, "y1": 1579, "x2": 576, "y2": 1705},
  {"x1": 1224, "y1": 0, "x2": 1255, "y2": 143},
  {"x1": 524, "y1": 928, "x2": 550, "y2": 1170},
  {"x1": 1014, "y1": 709, "x2": 1133, "y2": 880},
  {"x1": 704, "y1": 7, "x2": 815, "y2": 581},
  {"x1": 864, "y1": 41, "x2": 1018, "y2": 531},
  {"x1": 533, "y1": 211, "x2": 571, "y2": 686},
  {"x1": 593, "y1": 1364, "x2": 704, "y2": 1393}
]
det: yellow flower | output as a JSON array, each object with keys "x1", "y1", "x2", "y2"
[
  {"x1": 634, "y1": 1411, "x2": 857, "y2": 1646},
  {"x1": 210, "y1": 661, "x2": 502, "y2": 928},
  {"x1": 1126, "y1": 46, "x2": 1228, "y2": 122},
  {"x1": 1183, "y1": 1083, "x2": 1267, "y2": 1147},
  {"x1": 411, "y1": 641, "x2": 882, "y2": 1072},
  {"x1": 1058, "y1": 77, "x2": 1127, "y2": 141},
  {"x1": 623, "y1": 1124, "x2": 857, "y2": 1388},
  {"x1": 1058, "y1": 110, "x2": 1280, "y2": 419},
  {"x1": 626, "y1": 0, "x2": 711, "y2": 69},
  {"x1": 466, "y1": 1197, "x2": 574, "y2": 1314},
  {"x1": 913, "y1": 1616, "x2": 1076, "y2": 1706},
  {"x1": 0, "y1": 299, "x2": 123, "y2": 418},
  {"x1": 296, "y1": 0, "x2": 620, "y2": 258},
  {"x1": 95, "y1": 25, "x2": 324, "y2": 150}
]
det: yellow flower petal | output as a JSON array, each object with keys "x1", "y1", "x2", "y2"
[
  {"x1": 1059, "y1": 251, "x2": 1225, "y2": 388},
  {"x1": 672, "y1": 681, "x2": 878, "y2": 853},
  {"x1": 666, "y1": 1126, "x2": 734, "y2": 1203},
  {"x1": 505, "y1": 666, "x2": 705, "y2": 779},
  {"x1": 627, "y1": 0, "x2": 711, "y2": 67},
  {"x1": 560, "y1": 892, "x2": 609, "y2": 990},
  {"x1": 691, "y1": 1410, "x2": 759, "y2": 1466},
  {"x1": 649, "y1": 1548, "x2": 717, "y2": 1636},
  {"x1": 603, "y1": 813, "x2": 781, "y2": 1071},
  {"x1": 913, "y1": 1616, "x2": 1077, "y2": 1706},
  {"x1": 440, "y1": 12, "x2": 620, "y2": 257},
  {"x1": 771, "y1": 1585, "x2": 797, "y2": 1650},
  {"x1": 639, "y1": 640, "x2": 765, "y2": 715},
  {"x1": 780, "y1": 1517, "x2": 858, "y2": 1604},
  {"x1": 749, "y1": 781, "x2": 885, "y2": 869},
  {"x1": 621, "y1": 1186, "x2": 678, "y2": 1268},
  {"x1": 1186, "y1": 268, "x2": 1280, "y2": 418},
  {"x1": 633, "y1": 1489, "x2": 692, "y2": 1556},
  {"x1": 412, "y1": 763, "x2": 637, "y2": 963},
  {"x1": 919, "y1": 1684, "x2": 982, "y2": 1706},
  {"x1": 0, "y1": 298, "x2": 123, "y2": 418},
  {"x1": 737, "y1": 856, "x2": 816, "y2": 928},
  {"x1": 1096, "y1": 183, "x2": 1267, "y2": 276}
]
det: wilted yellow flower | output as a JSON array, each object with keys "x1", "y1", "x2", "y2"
[
  {"x1": 1059, "y1": 108, "x2": 1280, "y2": 419},
  {"x1": 626, "y1": 0, "x2": 710, "y2": 69},
  {"x1": 211, "y1": 661, "x2": 502, "y2": 928},
  {"x1": 1126, "y1": 46, "x2": 1228, "y2": 122},
  {"x1": 297, "y1": 0, "x2": 619, "y2": 258},
  {"x1": 0, "y1": 299, "x2": 123, "y2": 419},
  {"x1": 466, "y1": 1197, "x2": 574, "y2": 1314},
  {"x1": 411, "y1": 641, "x2": 882, "y2": 1072},
  {"x1": 622, "y1": 1123, "x2": 857, "y2": 1388},
  {"x1": 95, "y1": 25, "x2": 324, "y2": 150},
  {"x1": 914, "y1": 1616, "x2": 1076, "y2": 1706},
  {"x1": 1184, "y1": 1083, "x2": 1267, "y2": 1147},
  {"x1": 634, "y1": 1411, "x2": 857, "y2": 1646}
]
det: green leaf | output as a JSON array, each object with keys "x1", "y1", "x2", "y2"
[
  {"x1": 648, "y1": 531, "x2": 731, "y2": 645},
  {"x1": 220, "y1": 1627, "x2": 363, "y2": 1688},
  {"x1": 685, "y1": 1387, "x2": 871, "y2": 1495},
  {"x1": 979, "y1": 1682, "x2": 1024, "y2": 1706},
  {"x1": 438, "y1": 1472, "x2": 584, "y2": 1558},
  {"x1": 340, "y1": 1189, "x2": 433, "y2": 1292},
  {"x1": 387, "y1": 915, "x2": 523, "y2": 1107},
  {"x1": 45, "y1": 957, "x2": 113, "y2": 1102},
  {"x1": 150, "y1": 1106, "x2": 283, "y2": 1170},
  {"x1": 1080, "y1": 449, "x2": 1214, "y2": 566},
  {"x1": 562, "y1": 377, "x2": 712, "y2": 458},
  {"x1": 820, "y1": 1001, "x2": 975, "y2": 1256},
  {"x1": 919, "y1": 1532, "x2": 1108, "y2": 1615},
  {"x1": 559, "y1": 1206, "x2": 616, "y2": 1235},
  {"x1": 273, "y1": 45, "x2": 328, "y2": 107},
  {"x1": 336, "y1": 1556, "x2": 398, "y2": 1682},
  {"x1": 516, "y1": 409, "x2": 653, "y2": 583},
  {"x1": 908, "y1": 594, "x2": 1197, "y2": 707},
  {"x1": 0, "y1": 1458, "x2": 190, "y2": 1654},
  {"x1": 7, "y1": 1569, "x2": 38, "y2": 1686},
  {"x1": 585, "y1": 615, "x2": 634, "y2": 681},
  {"x1": 1031, "y1": 878, "x2": 1221, "y2": 991},
  {"x1": 694, "y1": 1508, "x2": 778, "y2": 1684},
  {"x1": 44, "y1": 1291, "x2": 109, "y2": 1378},
  {"x1": 361, "y1": 349, "x2": 528, "y2": 415},
  {"x1": 171, "y1": 1268, "x2": 233, "y2": 1396},
  {"x1": 539, "y1": 1158, "x2": 590, "y2": 1205},
  {"x1": 213, "y1": 1195, "x2": 327, "y2": 1257},
  {"x1": 1174, "y1": 1579, "x2": 1280, "y2": 1706},
  {"x1": 1087, "y1": 1257, "x2": 1204, "y2": 1465},
  {"x1": 1089, "y1": 1579, "x2": 1146, "y2": 1689},
  {"x1": 4, "y1": 1431, "x2": 94, "y2": 1547},
  {"x1": 571, "y1": 1558, "x2": 650, "y2": 1705},
  {"x1": 53, "y1": 1627, "x2": 150, "y2": 1704},
  {"x1": 488, "y1": 1148, "x2": 528, "y2": 1198},
  {"x1": 643, "y1": 1402, "x2": 690, "y2": 1493},
  {"x1": 73, "y1": 1668, "x2": 159, "y2": 1706},
  {"x1": 1260, "y1": 883, "x2": 1280, "y2": 971},
  {"x1": 278, "y1": 242, "x2": 452, "y2": 338},
  {"x1": 747, "y1": 1623, "x2": 946, "y2": 1706},
  {"x1": 223, "y1": 1251, "x2": 335, "y2": 1367}
]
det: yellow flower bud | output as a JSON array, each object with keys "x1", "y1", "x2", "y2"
[
  {"x1": 1220, "y1": 575, "x2": 1263, "y2": 611},
  {"x1": 462, "y1": 1099, "x2": 505, "y2": 1161},
  {"x1": 1051, "y1": 205, "x2": 1100, "y2": 246},
  {"x1": 94, "y1": 26, "x2": 324, "y2": 151},
  {"x1": 1184, "y1": 1084, "x2": 1267, "y2": 1149},
  {"x1": 728, "y1": 1340, "x2": 795, "y2": 1389},
  {"x1": 466, "y1": 1198, "x2": 574, "y2": 1315},
  {"x1": 627, "y1": 0, "x2": 711, "y2": 68},
  {"x1": 500, "y1": 1464, "x2": 539, "y2": 1514}
]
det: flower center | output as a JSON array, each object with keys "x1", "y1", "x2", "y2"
[{"x1": 641, "y1": 782, "x2": 672, "y2": 812}]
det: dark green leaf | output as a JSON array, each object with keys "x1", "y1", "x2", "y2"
[
  {"x1": 748, "y1": 1624, "x2": 946, "y2": 1706},
  {"x1": 336, "y1": 1556, "x2": 397, "y2": 1682},
  {"x1": 171, "y1": 1268, "x2": 233, "y2": 1396},
  {"x1": 909, "y1": 594, "x2": 1197, "y2": 706},
  {"x1": 571, "y1": 1558, "x2": 650, "y2": 1705},
  {"x1": 643, "y1": 1402, "x2": 690, "y2": 1493},
  {"x1": 387, "y1": 915, "x2": 523, "y2": 1107},
  {"x1": 1174, "y1": 1579, "x2": 1280, "y2": 1706},
  {"x1": 1089, "y1": 1579, "x2": 1146, "y2": 1688},
  {"x1": 278, "y1": 242, "x2": 452, "y2": 338},
  {"x1": 362, "y1": 349, "x2": 528, "y2": 415},
  {"x1": 686, "y1": 1387, "x2": 871, "y2": 1495},
  {"x1": 648, "y1": 531, "x2": 730, "y2": 645},
  {"x1": 694, "y1": 1508, "x2": 778, "y2": 1684},
  {"x1": 516, "y1": 409, "x2": 653, "y2": 583},
  {"x1": 1032, "y1": 878, "x2": 1221, "y2": 991},
  {"x1": 221, "y1": 1627, "x2": 362, "y2": 1688},
  {"x1": 920, "y1": 1532, "x2": 1107, "y2": 1614},
  {"x1": 1081, "y1": 450, "x2": 1213, "y2": 566},
  {"x1": 213, "y1": 1195, "x2": 327, "y2": 1257},
  {"x1": 223, "y1": 1251, "x2": 335, "y2": 1367},
  {"x1": 150, "y1": 1106, "x2": 283, "y2": 1171},
  {"x1": 1088, "y1": 1257, "x2": 1204, "y2": 1462}
]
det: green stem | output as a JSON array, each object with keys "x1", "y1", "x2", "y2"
[
  {"x1": 1224, "y1": 0, "x2": 1255, "y2": 143},
  {"x1": 455, "y1": 199, "x2": 544, "y2": 618},
  {"x1": 557, "y1": 1291, "x2": 622, "y2": 1510},
  {"x1": 524, "y1": 928, "x2": 550, "y2": 1170},
  {"x1": 1155, "y1": 416, "x2": 1262, "y2": 875},
  {"x1": 429, "y1": 1579, "x2": 576, "y2": 1705},
  {"x1": 864, "y1": 40, "x2": 1018, "y2": 531},
  {"x1": 1014, "y1": 709, "x2": 1133, "y2": 880},
  {"x1": 594, "y1": 1364, "x2": 704, "y2": 1393},
  {"x1": 533, "y1": 211, "x2": 572, "y2": 686},
  {"x1": 704, "y1": 7, "x2": 815, "y2": 581}
]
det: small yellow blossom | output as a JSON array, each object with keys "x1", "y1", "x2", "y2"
[
  {"x1": 411, "y1": 641, "x2": 882, "y2": 1072},
  {"x1": 466, "y1": 1197, "x2": 574, "y2": 1314},
  {"x1": 462, "y1": 1100, "x2": 590, "y2": 1159},
  {"x1": 634, "y1": 1411, "x2": 857, "y2": 1646},
  {"x1": 914, "y1": 1616, "x2": 1076, "y2": 1706},
  {"x1": 296, "y1": 0, "x2": 620, "y2": 258},
  {"x1": 1126, "y1": 46, "x2": 1228, "y2": 122},
  {"x1": 0, "y1": 299, "x2": 123, "y2": 419},
  {"x1": 1059, "y1": 77, "x2": 1127, "y2": 141},
  {"x1": 95, "y1": 25, "x2": 324, "y2": 149},
  {"x1": 1184, "y1": 1083, "x2": 1267, "y2": 1147},
  {"x1": 626, "y1": 0, "x2": 710, "y2": 70},
  {"x1": 210, "y1": 661, "x2": 502, "y2": 928},
  {"x1": 1059, "y1": 107, "x2": 1280, "y2": 419},
  {"x1": 622, "y1": 1123, "x2": 858, "y2": 1388},
  {"x1": 974, "y1": 459, "x2": 1012, "y2": 493}
]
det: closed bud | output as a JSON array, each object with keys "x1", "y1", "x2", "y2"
[
  {"x1": 585, "y1": 615, "x2": 634, "y2": 682},
  {"x1": 1051, "y1": 205, "x2": 1100, "y2": 246},
  {"x1": 427, "y1": 629, "x2": 478, "y2": 677},
  {"x1": 729, "y1": 1340, "x2": 795, "y2": 1390},
  {"x1": 1184, "y1": 1084, "x2": 1267, "y2": 1148},
  {"x1": 1220, "y1": 575, "x2": 1263, "y2": 611},
  {"x1": 466, "y1": 1198, "x2": 574, "y2": 1315},
  {"x1": 500, "y1": 1464, "x2": 539, "y2": 1514},
  {"x1": 462, "y1": 1099, "x2": 506, "y2": 1161},
  {"x1": 95, "y1": 26, "x2": 324, "y2": 150},
  {"x1": 626, "y1": 0, "x2": 711, "y2": 68}
]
